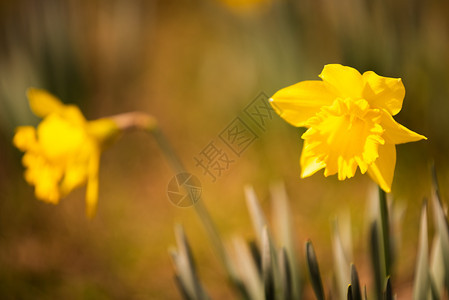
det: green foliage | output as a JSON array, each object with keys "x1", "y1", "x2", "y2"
[
  {"x1": 170, "y1": 225, "x2": 210, "y2": 300},
  {"x1": 171, "y1": 168, "x2": 449, "y2": 299},
  {"x1": 350, "y1": 264, "x2": 362, "y2": 300},
  {"x1": 305, "y1": 240, "x2": 325, "y2": 300}
]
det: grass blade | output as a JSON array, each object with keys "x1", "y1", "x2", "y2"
[
  {"x1": 429, "y1": 274, "x2": 440, "y2": 300},
  {"x1": 271, "y1": 182, "x2": 301, "y2": 299},
  {"x1": 347, "y1": 285, "x2": 353, "y2": 300},
  {"x1": 170, "y1": 225, "x2": 209, "y2": 300},
  {"x1": 413, "y1": 202, "x2": 430, "y2": 300},
  {"x1": 245, "y1": 185, "x2": 268, "y2": 247},
  {"x1": 174, "y1": 273, "x2": 194, "y2": 300},
  {"x1": 370, "y1": 220, "x2": 384, "y2": 299},
  {"x1": 430, "y1": 168, "x2": 449, "y2": 295},
  {"x1": 383, "y1": 276, "x2": 392, "y2": 300},
  {"x1": 249, "y1": 240, "x2": 262, "y2": 274},
  {"x1": 278, "y1": 247, "x2": 292, "y2": 300},
  {"x1": 231, "y1": 237, "x2": 263, "y2": 300},
  {"x1": 262, "y1": 227, "x2": 275, "y2": 300},
  {"x1": 429, "y1": 236, "x2": 444, "y2": 299},
  {"x1": 350, "y1": 264, "x2": 362, "y2": 300},
  {"x1": 306, "y1": 240, "x2": 325, "y2": 300},
  {"x1": 332, "y1": 219, "x2": 350, "y2": 300}
]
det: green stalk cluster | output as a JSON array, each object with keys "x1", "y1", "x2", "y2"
[{"x1": 170, "y1": 169, "x2": 449, "y2": 299}]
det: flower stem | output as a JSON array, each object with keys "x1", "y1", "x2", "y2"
[
  {"x1": 378, "y1": 187, "x2": 391, "y2": 277},
  {"x1": 151, "y1": 126, "x2": 241, "y2": 289},
  {"x1": 110, "y1": 112, "x2": 185, "y2": 173},
  {"x1": 111, "y1": 112, "x2": 241, "y2": 292},
  {"x1": 151, "y1": 127, "x2": 185, "y2": 174}
]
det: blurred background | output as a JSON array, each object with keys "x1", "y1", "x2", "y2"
[{"x1": 0, "y1": 0, "x2": 448, "y2": 298}]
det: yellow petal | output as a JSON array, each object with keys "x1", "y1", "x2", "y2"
[
  {"x1": 13, "y1": 126, "x2": 37, "y2": 151},
  {"x1": 362, "y1": 71, "x2": 405, "y2": 116},
  {"x1": 380, "y1": 111, "x2": 427, "y2": 144},
  {"x1": 85, "y1": 149, "x2": 100, "y2": 218},
  {"x1": 337, "y1": 156, "x2": 358, "y2": 180},
  {"x1": 61, "y1": 163, "x2": 88, "y2": 196},
  {"x1": 87, "y1": 118, "x2": 121, "y2": 148},
  {"x1": 33, "y1": 166, "x2": 62, "y2": 204},
  {"x1": 270, "y1": 80, "x2": 335, "y2": 127},
  {"x1": 367, "y1": 144, "x2": 396, "y2": 193},
  {"x1": 318, "y1": 64, "x2": 364, "y2": 99},
  {"x1": 300, "y1": 139, "x2": 326, "y2": 177},
  {"x1": 61, "y1": 105, "x2": 87, "y2": 125},
  {"x1": 27, "y1": 88, "x2": 64, "y2": 118}
]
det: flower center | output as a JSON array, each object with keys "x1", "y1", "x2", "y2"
[{"x1": 302, "y1": 98, "x2": 384, "y2": 180}]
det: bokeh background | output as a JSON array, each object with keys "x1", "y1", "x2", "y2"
[{"x1": 1, "y1": 0, "x2": 448, "y2": 298}]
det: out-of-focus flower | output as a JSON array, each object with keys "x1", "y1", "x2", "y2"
[
  {"x1": 217, "y1": 0, "x2": 272, "y2": 14},
  {"x1": 13, "y1": 88, "x2": 120, "y2": 217},
  {"x1": 270, "y1": 64, "x2": 426, "y2": 192}
]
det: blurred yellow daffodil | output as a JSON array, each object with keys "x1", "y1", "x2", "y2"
[
  {"x1": 13, "y1": 88, "x2": 120, "y2": 217},
  {"x1": 218, "y1": 0, "x2": 270, "y2": 13},
  {"x1": 270, "y1": 64, "x2": 426, "y2": 192}
]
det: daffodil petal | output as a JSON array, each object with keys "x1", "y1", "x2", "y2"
[
  {"x1": 61, "y1": 105, "x2": 87, "y2": 125},
  {"x1": 380, "y1": 111, "x2": 427, "y2": 144},
  {"x1": 362, "y1": 71, "x2": 405, "y2": 116},
  {"x1": 337, "y1": 156, "x2": 358, "y2": 180},
  {"x1": 27, "y1": 88, "x2": 64, "y2": 118},
  {"x1": 300, "y1": 139, "x2": 326, "y2": 177},
  {"x1": 318, "y1": 64, "x2": 364, "y2": 99},
  {"x1": 61, "y1": 164, "x2": 88, "y2": 196},
  {"x1": 270, "y1": 80, "x2": 335, "y2": 127},
  {"x1": 367, "y1": 144, "x2": 396, "y2": 193},
  {"x1": 33, "y1": 165, "x2": 63, "y2": 204},
  {"x1": 85, "y1": 149, "x2": 100, "y2": 218},
  {"x1": 87, "y1": 118, "x2": 121, "y2": 148},
  {"x1": 13, "y1": 126, "x2": 37, "y2": 151}
]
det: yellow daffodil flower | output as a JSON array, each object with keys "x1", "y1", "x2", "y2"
[
  {"x1": 13, "y1": 88, "x2": 120, "y2": 217},
  {"x1": 270, "y1": 64, "x2": 426, "y2": 192},
  {"x1": 219, "y1": 0, "x2": 269, "y2": 11}
]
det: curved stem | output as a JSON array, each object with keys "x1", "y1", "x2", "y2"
[{"x1": 110, "y1": 111, "x2": 242, "y2": 292}]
